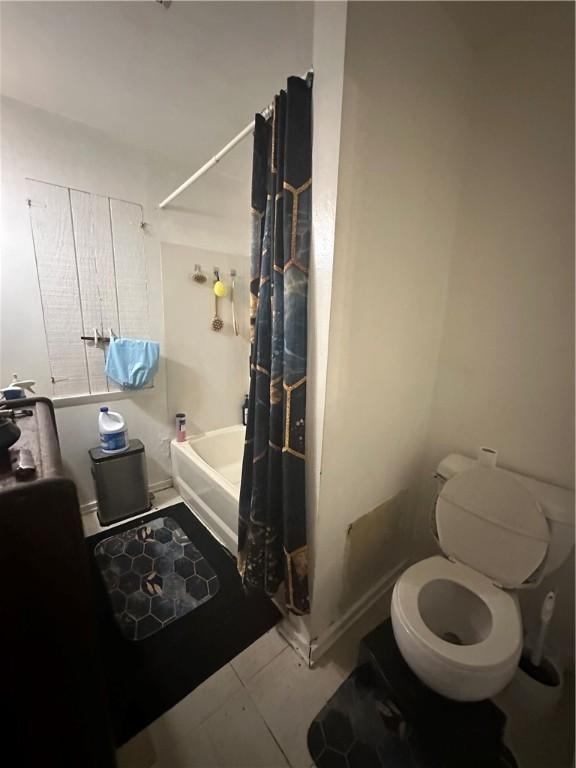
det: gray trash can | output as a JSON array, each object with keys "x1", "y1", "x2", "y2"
[{"x1": 89, "y1": 439, "x2": 150, "y2": 525}]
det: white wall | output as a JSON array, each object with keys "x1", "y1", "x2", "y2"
[
  {"x1": 310, "y1": 2, "x2": 472, "y2": 639},
  {"x1": 1, "y1": 0, "x2": 314, "y2": 510},
  {"x1": 156, "y1": 98, "x2": 254, "y2": 433},
  {"x1": 418, "y1": 1, "x2": 574, "y2": 491},
  {"x1": 415, "y1": 2, "x2": 575, "y2": 667},
  {"x1": 309, "y1": 1, "x2": 574, "y2": 669},
  {"x1": 299, "y1": 0, "x2": 348, "y2": 648},
  {"x1": 0, "y1": 97, "x2": 169, "y2": 504},
  {"x1": 161, "y1": 242, "x2": 251, "y2": 434},
  {"x1": 1, "y1": 96, "x2": 251, "y2": 505}
]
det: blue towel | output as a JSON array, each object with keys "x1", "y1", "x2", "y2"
[{"x1": 105, "y1": 338, "x2": 160, "y2": 390}]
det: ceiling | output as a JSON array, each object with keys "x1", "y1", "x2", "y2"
[{"x1": 0, "y1": 1, "x2": 313, "y2": 171}]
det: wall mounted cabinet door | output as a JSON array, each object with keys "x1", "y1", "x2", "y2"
[
  {"x1": 110, "y1": 198, "x2": 150, "y2": 340},
  {"x1": 28, "y1": 179, "x2": 149, "y2": 398},
  {"x1": 70, "y1": 189, "x2": 121, "y2": 393},
  {"x1": 28, "y1": 180, "x2": 90, "y2": 397}
]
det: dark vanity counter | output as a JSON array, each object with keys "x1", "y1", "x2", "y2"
[
  {"x1": 1, "y1": 396, "x2": 117, "y2": 768},
  {"x1": 0, "y1": 396, "x2": 63, "y2": 491}
]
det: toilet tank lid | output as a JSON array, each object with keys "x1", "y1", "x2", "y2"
[{"x1": 436, "y1": 466, "x2": 550, "y2": 588}]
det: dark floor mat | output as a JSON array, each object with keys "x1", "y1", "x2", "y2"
[
  {"x1": 307, "y1": 664, "x2": 518, "y2": 768},
  {"x1": 94, "y1": 516, "x2": 219, "y2": 641},
  {"x1": 87, "y1": 502, "x2": 281, "y2": 746}
]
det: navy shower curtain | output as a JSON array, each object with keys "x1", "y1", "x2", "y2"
[{"x1": 238, "y1": 75, "x2": 312, "y2": 614}]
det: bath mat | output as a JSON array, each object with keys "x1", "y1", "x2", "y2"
[
  {"x1": 307, "y1": 664, "x2": 518, "y2": 768},
  {"x1": 87, "y1": 502, "x2": 281, "y2": 746},
  {"x1": 94, "y1": 516, "x2": 219, "y2": 641}
]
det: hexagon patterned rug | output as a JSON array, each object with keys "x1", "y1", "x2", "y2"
[
  {"x1": 307, "y1": 663, "x2": 518, "y2": 768},
  {"x1": 87, "y1": 503, "x2": 280, "y2": 745},
  {"x1": 94, "y1": 516, "x2": 219, "y2": 641}
]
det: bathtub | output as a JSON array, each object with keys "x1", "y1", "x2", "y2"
[{"x1": 171, "y1": 425, "x2": 244, "y2": 554}]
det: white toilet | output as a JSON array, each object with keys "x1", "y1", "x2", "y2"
[{"x1": 391, "y1": 453, "x2": 574, "y2": 702}]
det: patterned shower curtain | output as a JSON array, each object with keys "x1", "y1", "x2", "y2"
[{"x1": 238, "y1": 75, "x2": 312, "y2": 615}]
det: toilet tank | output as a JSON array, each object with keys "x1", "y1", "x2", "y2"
[{"x1": 435, "y1": 454, "x2": 575, "y2": 580}]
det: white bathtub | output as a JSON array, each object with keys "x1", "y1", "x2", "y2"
[{"x1": 171, "y1": 425, "x2": 245, "y2": 554}]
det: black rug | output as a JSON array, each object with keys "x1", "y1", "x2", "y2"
[
  {"x1": 308, "y1": 664, "x2": 518, "y2": 768},
  {"x1": 94, "y1": 516, "x2": 219, "y2": 641},
  {"x1": 87, "y1": 502, "x2": 281, "y2": 746}
]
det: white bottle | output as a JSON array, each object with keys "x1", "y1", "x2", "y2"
[{"x1": 98, "y1": 406, "x2": 128, "y2": 454}]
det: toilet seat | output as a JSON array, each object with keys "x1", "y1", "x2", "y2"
[{"x1": 393, "y1": 556, "x2": 521, "y2": 670}]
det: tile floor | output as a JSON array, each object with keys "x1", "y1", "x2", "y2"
[
  {"x1": 90, "y1": 491, "x2": 574, "y2": 768},
  {"x1": 116, "y1": 625, "x2": 353, "y2": 768},
  {"x1": 116, "y1": 627, "x2": 575, "y2": 768},
  {"x1": 89, "y1": 487, "x2": 372, "y2": 768}
]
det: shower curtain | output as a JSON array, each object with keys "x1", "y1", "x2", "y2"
[{"x1": 238, "y1": 75, "x2": 312, "y2": 614}]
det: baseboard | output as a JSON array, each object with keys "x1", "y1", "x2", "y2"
[
  {"x1": 308, "y1": 560, "x2": 407, "y2": 666},
  {"x1": 276, "y1": 614, "x2": 314, "y2": 666},
  {"x1": 80, "y1": 500, "x2": 99, "y2": 516},
  {"x1": 149, "y1": 478, "x2": 175, "y2": 496},
  {"x1": 80, "y1": 478, "x2": 173, "y2": 516}
]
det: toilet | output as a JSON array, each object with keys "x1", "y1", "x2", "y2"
[{"x1": 391, "y1": 453, "x2": 574, "y2": 702}]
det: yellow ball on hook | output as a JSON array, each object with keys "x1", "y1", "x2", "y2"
[{"x1": 213, "y1": 280, "x2": 228, "y2": 298}]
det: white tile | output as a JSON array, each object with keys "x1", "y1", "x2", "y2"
[
  {"x1": 230, "y1": 628, "x2": 287, "y2": 684},
  {"x1": 82, "y1": 510, "x2": 101, "y2": 538},
  {"x1": 148, "y1": 664, "x2": 243, "y2": 754},
  {"x1": 82, "y1": 488, "x2": 182, "y2": 539},
  {"x1": 205, "y1": 688, "x2": 289, "y2": 768},
  {"x1": 152, "y1": 486, "x2": 181, "y2": 511},
  {"x1": 246, "y1": 646, "x2": 346, "y2": 768},
  {"x1": 152, "y1": 723, "x2": 218, "y2": 768},
  {"x1": 116, "y1": 728, "x2": 156, "y2": 768}
]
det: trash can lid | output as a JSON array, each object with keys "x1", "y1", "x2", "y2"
[{"x1": 89, "y1": 438, "x2": 145, "y2": 462}]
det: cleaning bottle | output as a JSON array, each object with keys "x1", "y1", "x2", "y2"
[{"x1": 98, "y1": 406, "x2": 128, "y2": 454}]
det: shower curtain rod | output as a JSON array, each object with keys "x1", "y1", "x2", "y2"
[{"x1": 158, "y1": 70, "x2": 313, "y2": 209}]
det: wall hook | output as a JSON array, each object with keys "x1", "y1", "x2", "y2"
[{"x1": 190, "y1": 264, "x2": 207, "y2": 284}]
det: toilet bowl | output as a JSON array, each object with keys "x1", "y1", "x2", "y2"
[
  {"x1": 391, "y1": 455, "x2": 574, "y2": 703},
  {"x1": 392, "y1": 556, "x2": 522, "y2": 701}
]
